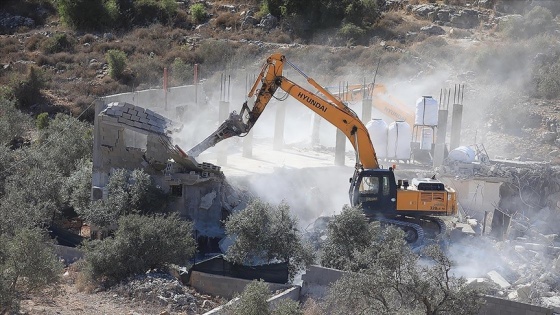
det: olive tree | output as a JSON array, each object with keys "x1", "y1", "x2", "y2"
[
  {"x1": 226, "y1": 279, "x2": 302, "y2": 315},
  {"x1": 83, "y1": 168, "x2": 168, "y2": 227},
  {"x1": 83, "y1": 213, "x2": 196, "y2": 283},
  {"x1": 325, "y1": 226, "x2": 487, "y2": 315},
  {"x1": 0, "y1": 97, "x2": 32, "y2": 146},
  {"x1": 225, "y1": 199, "x2": 314, "y2": 280},
  {"x1": 0, "y1": 228, "x2": 63, "y2": 314},
  {"x1": 320, "y1": 205, "x2": 374, "y2": 271}
]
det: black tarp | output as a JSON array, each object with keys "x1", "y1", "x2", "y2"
[
  {"x1": 187, "y1": 255, "x2": 289, "y2": 284},
  {"x1": 48, "y1": 225, "x2": 84, "y2": 247}
]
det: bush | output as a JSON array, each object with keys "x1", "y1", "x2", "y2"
[
  {"x1": 36, "y1": 112, "x2": 49, "y2": 130},
  {"x1": 133, "y1": 0, "x2": 178, "y2": 26},
  {"x1": 171, "y1": 58, "x2": 194, "y2": 84},
  {"x1": 228, "y1": 280, "x2": 271, "y2": 315},
  {"x1": 337, "y1": 23, "x2": 366, "y2": 44},
  {"x1": 41, "y1": 33, "x2": 75, "y2": 54},
  {"x1": 0, "y1": 228, "x2": 63, "y2": 314},
  {"x1": 9, "y1": 66, "x2": 46, "y2": 109},
  {"x1": 83, "y1": 214, "x2": 196, "y2": 283},
  {"x1": 0, "y1": 97, "x2": 32, "y2": 145},
  {"x1": 106, "y1": 49, "x2": 127, "y2": 79},
  {"x1": 56, "y1": 0, "x2": 115, "y2": 30},
  {"x1": 81, "y1": 168, "x2": 168, "y2": 227},
  {"x1": 499, "y1": 6, "x2": 555, "y2": 39},
  {"x1": 190, "y1": 3, "x2": 207, "y2": 23}
]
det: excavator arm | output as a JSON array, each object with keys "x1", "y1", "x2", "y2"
[{"x1": 187, "y1": 53, "x2": 379, "y2": 169}]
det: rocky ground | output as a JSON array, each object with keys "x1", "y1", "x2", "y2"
[{"x1": 20, "y1": 269, "x2": 224, "y2": 315}]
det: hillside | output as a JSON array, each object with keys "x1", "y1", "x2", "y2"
[
  {"x1": 1, "y1": 0, "x2": 560, "y2": 163},
  {"x1": 3, "y1": 0, "x2": 560, "y2": 313}
]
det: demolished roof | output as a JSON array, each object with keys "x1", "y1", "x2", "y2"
[{"x1": 100, "y1": 101, "x2": 182, "y2": 136}]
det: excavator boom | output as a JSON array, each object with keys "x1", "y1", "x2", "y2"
[{"x1": 186, "y1": 53, "x2": 379, "y2": 169}]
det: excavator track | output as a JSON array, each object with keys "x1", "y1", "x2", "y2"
[{"x1": 377, "y1": 218, "x2": 425, "y2": 248}]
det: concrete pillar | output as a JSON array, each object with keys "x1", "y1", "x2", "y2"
[
  {"x1": 217, "y1": 101, "x2": 229, "y2": 165},
  {"x1": 92, "y1": 99, "x2": 105, "y2": 178},
  {"x1": 311, "y1": 114, "x2": 321, "y2": 146},
  {"x1": 362, "y1": 98, "x2": 372, "y2": 123},
  {"x1": 334, "y1": 130, "x2": 346, "y2": 166},
  {"x1": 243, "y1": 130, "x2": 253, "y2": 158},
  {"x1": 273, "y1": 102, "x2": 286, "y2": 151},
  {"x1": 433, "y1": 109, "x2": 448, "y2": 167},
  {"x1": 450, "y1": 103, "x2": 463, "y2": 150}
]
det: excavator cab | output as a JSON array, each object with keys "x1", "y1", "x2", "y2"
[{"x1": 349, "y1": 168, "x2": 397, "y2": 218}]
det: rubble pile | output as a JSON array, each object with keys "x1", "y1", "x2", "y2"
[
  {"x1": 109, "y1": 271, "x2": 223, "y2": 314},
  {"x1": 454, "y1": 228, "x2": 560, "y2": 309}
]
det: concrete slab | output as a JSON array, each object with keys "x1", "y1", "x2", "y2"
[{"x1": 487, "y1": 270, "x2": 511, "y2": 289}]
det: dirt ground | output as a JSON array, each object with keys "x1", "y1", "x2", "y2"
[{"x1": 19, "y1": 268, "x2": 223, "y2": 315}]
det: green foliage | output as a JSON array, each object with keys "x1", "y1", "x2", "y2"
[
  {"x1": 264, "y1": 0, "x2": 379, "y2": 29},
  {"x1": 0, "y1": 167, "x2": 64, "y2": 234},
  {"x1": 34, "y1": 113, "x2": 93, "y2": 175},
  {"x1": 133, "y1": 0, "x2": 178, "y2": 26},
  {"x1": 83, "y1": 214, "x2": 196, "y2": 283},
  {"x1": 499, "y1": 6, "x2": 555, "y2": 39},
  {"x1": 36, "y1": 112, "x2": 49, "y2": 130},
  {"x1": 337, "y1": 23, "x2": 365, "y2": 44},
  {"x1": 41, "y1": 33, "x2": 75, "y2": 54},
  {"x1": 106, "y1": 49, "x2": 127, "y2": 79},
  {"x1": 0, "y1": 97, "x2": 32, "y2": 145},
  {"x1": 225, "y1": 199, "x2": 314, "y2": 280},
  {"x1": 325, "y1": 228, "x2": 487, "y2": 315},
  {"x1": 197, "y1": 40, "x2": 235, "y2": 72},
  {"x1": 229, "y1": 280, "x2": 271, "y2": 315},
  {"x1": 9, "y1": 66, "x2": 46, "y2": 109},
  {"x1": 56, "y1": 0, "x2": 115, "y2": 30},
  {"x1": 61, "y1": 159, "x2": 93, "y2": 215},
  {"x1": 320, "y1": 205, "x2": 374, "y2": 270},
  {"x1": 0, "y1": 227, "x2": 63, "y2": 314},
  {"x1": 272, "y1": 299, "x2": 303, "y2": 315},
  {"x1": 190, "y1": 3, "x2": 207, "y2": 23},
  {"x1": 84, "y1": 168, "x2": 168, "y2": 227},
  {"x1": 171, "y1": 58, "x2": 194, "y2": 84}
]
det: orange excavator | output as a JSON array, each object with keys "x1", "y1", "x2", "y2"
[{"x1": 185, "y1": 53, "x2": 457, "y2": 246}]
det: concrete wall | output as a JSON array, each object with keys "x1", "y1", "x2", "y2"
[
  {"x1": 479, "y1": 295, "x2": 554, "y2": 315},
  {"x1": 203, "y1": 286, "x2": 301, "y2": 315},
  {"x1": 189, "y1": 271, "x2": 293, "y2": 300},
  {"x1": 300, "y1": 265, "x2": 346, "y2": 299},
  {"x1": 300, "y1": 265, "x2": 555, "y2": 315},
  {"x1": 443, "y1": 178, "x2": 502, "y2": 221}
]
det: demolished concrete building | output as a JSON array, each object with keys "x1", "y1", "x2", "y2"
[{"x1": 91, "y1": 87, "x2": 248, "y2": 252}]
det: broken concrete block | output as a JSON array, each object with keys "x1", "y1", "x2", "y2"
[
  {"x1": 516, "y1": 284, "x2": 533, "y2": 302},
  {"x1": 200, "y1": 191, "x2": 217, "y2": 210},
  {"x1": 487, "y1": 270, "x2": 511, "y2": 289}
]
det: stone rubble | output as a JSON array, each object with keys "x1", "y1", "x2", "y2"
[{"x1": 109, "y1": 271, "x2": 223, "y2": 314}]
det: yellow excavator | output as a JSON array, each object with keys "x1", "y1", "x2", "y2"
[{"x1": 185, "y1": 53, "x2": 457, "y2": 245}]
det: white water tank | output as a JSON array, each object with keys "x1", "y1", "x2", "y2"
[
  {"x1": 415, "y1": 96, "x2": 439, "y2": 126},
  {"x1": 387, "y1": 121, "x2": 412, "y2": 160},
  {"x1": 448, "y1": 146, "x2": 476, "y2": 163},
  {"x1": 366, "y1": 119, "x2": 388, "y2": 158},
  {"x1": 420, "y1": 127, "x2": 433, "y2": 150}
]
